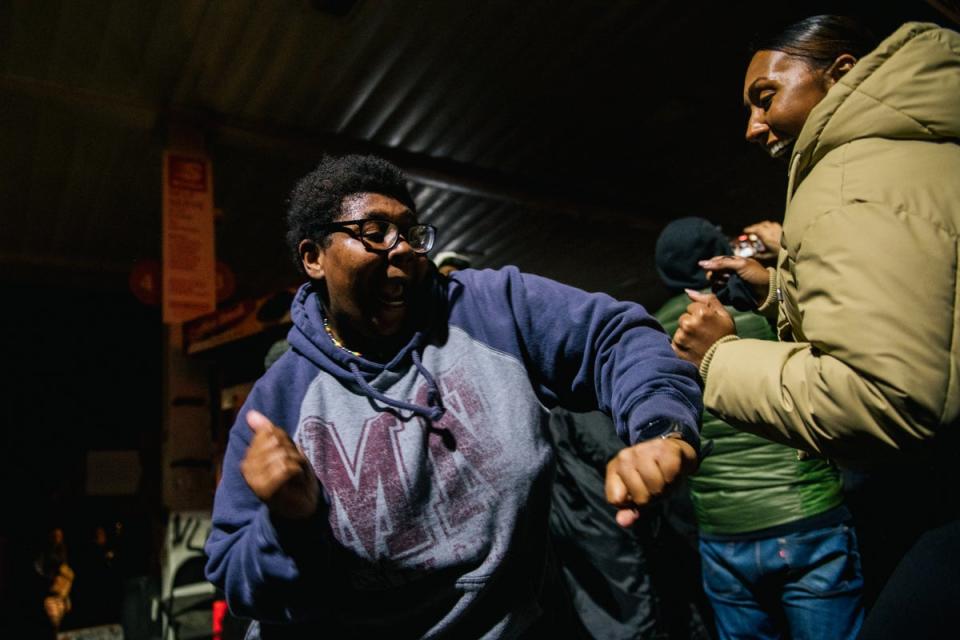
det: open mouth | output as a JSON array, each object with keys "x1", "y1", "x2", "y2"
[
  {"x1": 766, "y1": 138, "x2": 795, "y2": 159},
  {"x1": 376, "y1": 278, "x2": 407, "y2": 307}
]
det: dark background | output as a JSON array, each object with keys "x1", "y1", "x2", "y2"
[{"x1": 0, "y1": 0, "x2": 954, "y2": 578}]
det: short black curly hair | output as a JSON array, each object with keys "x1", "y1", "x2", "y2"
[{"x1": 285, "y1": 154, "x2": 416, "y2": 272}]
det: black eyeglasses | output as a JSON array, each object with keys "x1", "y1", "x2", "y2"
[{"x1": 318, "y1": 218, "x2": 437, "y2": 254}]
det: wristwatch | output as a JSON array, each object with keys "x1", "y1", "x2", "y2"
[{"x1": 648, "y1": 418, "x2": 712, "y2": 459}]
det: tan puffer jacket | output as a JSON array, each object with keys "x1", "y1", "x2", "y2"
[{"x1": 703, "y1": 22, "x2": 960, "y2": 464}]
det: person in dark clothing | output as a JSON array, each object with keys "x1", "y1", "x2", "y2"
[
  {"x1": 70, "y1": 524, "x2": 123, "y2": 628},
  {"x1": 0, "y1": 532, "x2": 57, "y2": 640},
  {"x1": 548, "y1": 409, "x2": 714, "y2": 640}
]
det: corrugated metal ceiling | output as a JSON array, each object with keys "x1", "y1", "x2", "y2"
[{"x1": 0, "y1": 0, "x2": 950, "y2": 305}]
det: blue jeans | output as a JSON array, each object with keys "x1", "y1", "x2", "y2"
[{"x1": 700, "y1": 523, "x2": 864, "y2": 640}]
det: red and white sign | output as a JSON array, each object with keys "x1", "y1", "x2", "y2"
[{"x1": 162, "y1": 151, "x2": 216, "y2": 323}]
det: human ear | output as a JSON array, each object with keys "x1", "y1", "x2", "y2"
[
  {"x1": 824, "y1": 53, "x2": 857, "y2": 87},
  {"x1": 299, "y1": 239, "x2": 325, "y2": 280}
]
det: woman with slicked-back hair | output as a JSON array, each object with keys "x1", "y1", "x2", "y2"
[{"x1": 672, "y1": 15, "x2": 960, "y2": 638}]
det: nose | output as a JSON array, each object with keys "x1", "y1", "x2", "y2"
[
  {"x1": 745, "y1": 109, "x2": 769, "y2": 144},
  {"x1": 387, "y1": 234, "x2": 416, "y2": 265}
]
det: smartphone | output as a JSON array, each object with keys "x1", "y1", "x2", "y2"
[{"x1": 731, "y1": 233, "x2": 766, "y2": 258}]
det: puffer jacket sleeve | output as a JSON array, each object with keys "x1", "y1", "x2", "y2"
[{"x1": 703, "y1": 202, "x2": 958, "y2": 462}]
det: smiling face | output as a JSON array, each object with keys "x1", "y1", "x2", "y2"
[
  {"x1": 300, "y1": 192, "x2": 429, "y2": 351},
  {"x1": 743, "y1": 50, "x2": 838, "y2": 159}
]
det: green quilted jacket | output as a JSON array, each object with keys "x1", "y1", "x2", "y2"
[{"x1": 656, "y1": 293, "x2": 842, "y2": 535}]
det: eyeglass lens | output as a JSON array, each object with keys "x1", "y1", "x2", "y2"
[{"x1": 360, "y1": 220, "x2": 434, "y2": 253}]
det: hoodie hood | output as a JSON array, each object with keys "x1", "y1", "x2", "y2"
[
  {"x1": 287, "y1": 279, "x2": 447, "y2": 422},
  {"x1": 789, "y1": 22, "x2": 960, "y2": 197}
]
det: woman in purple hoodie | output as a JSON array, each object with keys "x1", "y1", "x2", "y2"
[{"x1": 205, "y1": 154, "x2": 703, "y2": 639}]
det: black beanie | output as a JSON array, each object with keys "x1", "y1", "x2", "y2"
[{"x1": 655, "y1": 217, "x2": 731, "y2": 292}]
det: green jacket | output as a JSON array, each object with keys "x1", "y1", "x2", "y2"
[
  {"x1": 703, "y1": 23, "x2": 960, "y2": 465},
  {"x1": 657, "y1": 294, "x2": 842, "y2": 535}
]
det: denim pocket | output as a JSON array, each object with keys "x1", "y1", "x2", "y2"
[
  {"x1": 699, "y1": 540, "x2": 756, "y2": 599},
  {"x1": 788, "y1": 524, "x2": 863, "y2": 596}
]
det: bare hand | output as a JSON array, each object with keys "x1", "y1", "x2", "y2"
[
  {"x1": 605, "y1": 438, "x2": 698, "y2": 527},
  {"x1": 744, "y1": 220, "x2": 783, "y2": 253},
  {"x1": 698, "y1": 255, "x2": 770, "y2": 304},
  {"x1": 672, "y1": 290, "x2": 736, "y2": 369},
  {"x1": 240, "y1": 410, "x2": 320, "y2": 520}
]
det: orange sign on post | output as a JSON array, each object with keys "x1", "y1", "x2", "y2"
[{"x1": 162, "y1": 151, "x2": 216, "y2": 323}]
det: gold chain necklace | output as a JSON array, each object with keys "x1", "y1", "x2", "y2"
[{"x1": 322, "y1": 315, "x2": 362, "y2": 358}]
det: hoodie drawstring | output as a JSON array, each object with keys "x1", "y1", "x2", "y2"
[{"x1": 347, "y1": 351, "x2": 446, "y2": 422}]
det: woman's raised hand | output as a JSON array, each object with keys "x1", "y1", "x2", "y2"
[
  {"x1": 240, "y1": 410, "x2": 320, "y2": 520},
  {"x1": 672, "y1": 290, "x2": 737, "y2": 369},
  {"x1": 699, "y1": 255, "x2": 770, "y2": 304},
  {"x1": 743, "y1": 220, "x2": 783, "y2": 253}
]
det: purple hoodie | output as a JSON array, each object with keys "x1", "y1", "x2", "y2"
[{"x1": 205, "y1": 266, "x2": 701, "y2": 638}]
